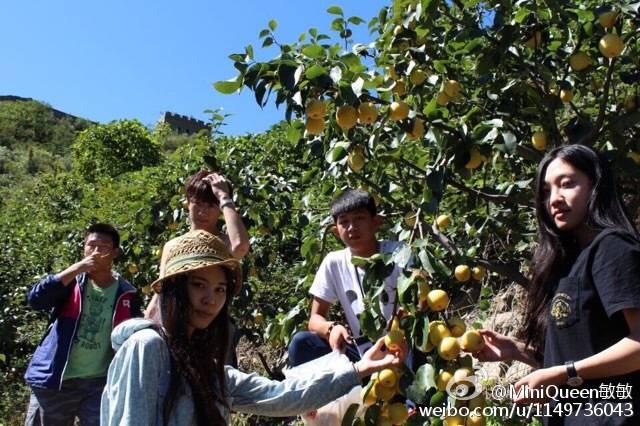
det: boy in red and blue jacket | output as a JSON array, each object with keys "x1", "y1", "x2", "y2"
[{"x1": 24, "y1": 223, "x2": 140, "y2": 426}]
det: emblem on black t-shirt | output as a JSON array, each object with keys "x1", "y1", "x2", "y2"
[{"x1": 550, "y1": 292, "x2": 572, "y2": 326}]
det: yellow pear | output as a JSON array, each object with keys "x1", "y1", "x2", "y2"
[
  {"x1": 598, "y1": 10, "x2": 618, "y2": 28},
  {"x1": 427, "y1": 289, "x2": 449, "y2": 311},
  {"x1": 305, "y1": 99, "x2": 326, "y2": 119},
  {"x1": 443, "y1": 80, "x2": 461, "y2": 98},
  {"x1": 305, "y1": 117, "x2": 325, "y2": 135},
  {"x1": 348, "y1": 147, "x2": 365, "y2": 172},
  {"x1": 443, "y1": 415, "x2": 465, "y2": 426},
  {"x1": 436, "y1": 91, "x2": 450, "y2": 106},
  {"x1": 465, "y1": 148, "x2": 483, "y2": 169},
  {"x1": 336, "y1": 105, "x2": 357, "y2": 130},
  {"x1": 357, "y1": 102, "x2": 378, "y2": 124},
  {"x1": 531, "y1": 131, "x2": 547, "y2": 151},
  {"x1": 387, "y1": 402, "x2": 409, "y2": 424},
  {"x1": 560, "y1": 89, "x2": 574, "y2": 103},
  {"x1": 438, "y1": 336, "x2": 461, "y2": 361},
  {"x1": 389, "y1": 101, "x2": 410, "y2": 121},
  {"x1": 599, "y1": 34, "x2": 624, "y2": 58},
  {"x1": 436, "y1": 370, "x2": 453, "y2": 391},
  {"x1": 471, "y1": 265, "x2": 487, "y2": 281},
  {"x1": 461, "y1": 330, "x2": 485, "y2": 353},
  {"x1": 375, "y1": 382, "x2": 396, "y2": 401},
  {"x1": 410, "y1": 69, "x2": 428, "y2": 85},
  {"x1": 429, "y1": 321, "x2": 452, "y2": 345},
  {"x1": 569, "y1": 52, "x2": 591, "y2": 71},
  {"x1": 436, "y1": 214, "x2": 451, "y2": 229},
  {"x1": 408, "y1": 117, "x2": 425, "y2": 139},
  {"x1": 467, "y1": 414, "x2": 486, "y2": 426},
  {"x1": 454, "y1": 264, "x2": 471, "y2": 282},
  {"x1": 448, "y1": 317, "x2": 466, "y2": 337},
  {"x1": 378, "y1": 368, "x2": 398, "y2": 388},
  {"x1": 472, "y1": 266, "x2": 486, "y2": 281},
  {"x1": 384, "y1": 329, "x2": 405, "y2": 352}
]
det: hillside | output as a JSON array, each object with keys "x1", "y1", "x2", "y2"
[{"x1": 0, "y1": 96, "x2": 92, "y2": 187}]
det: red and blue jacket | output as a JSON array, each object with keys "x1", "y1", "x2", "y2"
[{"x1": 25, "y1": 272, "x2": 140, "y2": 389}]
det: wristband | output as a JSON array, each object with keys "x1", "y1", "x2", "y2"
[{"x1": 219, "y1": 198, "x2": 235, "y2": 210}]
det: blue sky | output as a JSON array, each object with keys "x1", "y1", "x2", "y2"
[{"x1": 1, "y1": 1, "x2": 387, "y2": 135}]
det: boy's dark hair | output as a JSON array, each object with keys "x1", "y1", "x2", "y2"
[
  {"x1": 85, "y1": 223, "x2": 120, "y2": 248},
  {"x1": 330, "y1": 189, "x2": 377, "y2": 220},
  {"x1": 185, "y1": 170, "x2": 218, "y2": 205}
]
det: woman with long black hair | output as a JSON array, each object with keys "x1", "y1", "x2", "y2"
[
  {"x1": 101, "y1": 230, "x2": 405, "y2": 425},
  {"x1": 476, "y1": 144, "x2": 640, "y2": 425}
]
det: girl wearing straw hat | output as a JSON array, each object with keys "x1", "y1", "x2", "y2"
[{"x1": 101, "y1": 230, "x2": 405, "y2": 425}]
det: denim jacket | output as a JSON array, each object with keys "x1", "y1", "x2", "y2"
[{"x1": 101, "y1": 319, "x2": 361, "y2": 425}]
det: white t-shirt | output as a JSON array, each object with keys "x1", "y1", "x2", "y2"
[{"x1": 309, "y1": 240, "x2": 404, "y2": 339}]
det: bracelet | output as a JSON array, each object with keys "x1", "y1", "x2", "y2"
[
  {"x1": 327, "y1": 321, "x2": 341, "y2": 337},
  {"x1": 219, "y1": 198, "x2": 235, "y2": 210},
  {"x1": 352, "y1": 361, "x2": 362, "y2": 379}
]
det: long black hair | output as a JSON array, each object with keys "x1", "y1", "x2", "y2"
[
  {"x1": 158, "y1": 267, "x2": 236, "y2": 426},
  {"x1": 523, "y1": 144, "x2": 638, "y2": 354}
]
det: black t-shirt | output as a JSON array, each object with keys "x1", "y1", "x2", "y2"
[{"x1": 543, "y1": 229, "x2": 640, "y2": 425}]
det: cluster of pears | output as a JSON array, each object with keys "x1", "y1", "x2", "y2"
[
  {"x1": 522, "y1": 10, "x2": 624, "y2": 59},
  {"x1": 435, "y1": 79, "x2": 462, "y2": 108},
  {"x1": 359, "y1": 318, "x2": 410, "y2": 425},
  {"x1": 597, "y1": 10, "x2": 624, "y2": 59},
  {"x1": 453, "y1": 264, "x2": 486, "y2": 283},
  {"x1": 413, "y1": 270, "x2": 485, "y2": 356},
  {"x1": 304, "y1": 98, "x2": 380, "y2": 136},
  {"x1": 435, "y1": 377, "x2": 488, "y2": 426},
  {"x1": 361, "y1": 369, "x2": 410, "y2": 425},
  {"x1": 386, "y1": 66, "x2": 426, "y2": 140}
]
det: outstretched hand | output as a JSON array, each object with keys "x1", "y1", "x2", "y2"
[
  {"x1": 473, "y1": 329, "x2": 517, "y2": 362},
  {"x1": 354, "y1": 336, "x2": 406, "y2": 379}
]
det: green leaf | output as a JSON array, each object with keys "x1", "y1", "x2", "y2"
[
  {"x1": 305, "y1": 64, "x2": 327, "y2": 79},
  {"x1": 351, "y1": 255, "x2": 369, "y2": 267},
  {"x1": 0, "y1": 353, "x2": 5, "y2": 363},
  {"x1": 413, "y1": 314, "x2": 431, "y2": 353},
  {"x1": 258, "y1": 29, "x2": 270, "y2": 38},
  {"x1": 302, "y1": 44, "x2": 325, "y2": 59},
  {"x1": 327, "y1": 5, "x2": 344, "y2": 15},
  {"x1": 213, "y1": 78, "x2": 241, "y2": 94},
  {"x1": 397, "y1": 274, "x2": 413, "y2": 302},
  {"x1": 406, "y1": 363, "x2": 436, "y2": 403},
  {"x1": 347, "y1": 16, "x2": 364, "y2": 25},
  {"x1": 287, "y1": 120, "x2": 303, "y2": 144},
  {"x1": 268, "y1": 19, "x2": 278, "y2": 31},
  {"x1": 514, "y1": 8, "x2": 531, "y2": 24}
]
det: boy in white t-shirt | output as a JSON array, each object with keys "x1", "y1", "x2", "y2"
[{"x1": 288, "y1": 189, "x2": 403, "y2": 366}]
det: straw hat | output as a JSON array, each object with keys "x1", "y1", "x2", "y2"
[{"x1": 150, "y1": 230, "x2": 242, "y2": 295}]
